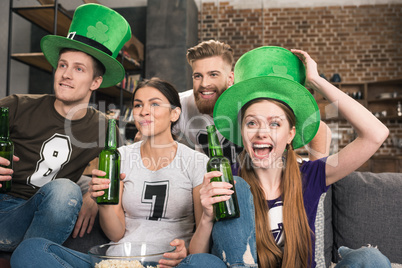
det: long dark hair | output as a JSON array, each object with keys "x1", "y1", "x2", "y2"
[{"x1": 132, "y1": 77, "x2": 182, "y2": 130}]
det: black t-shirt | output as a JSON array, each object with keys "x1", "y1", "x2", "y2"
[{"x1": 0, "y1": 94, "x2": 107, "y2": 199}]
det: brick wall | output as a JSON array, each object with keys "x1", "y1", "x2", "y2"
[
  {"x1": 326, "y1": 119, "x2": 402, "y2": 156},
  {"x1": 199, "y1": 2, "x2": 402, "y2": 82},
  {"x1": 198, "y1": 2, "x2": 402, "y2": 157}
]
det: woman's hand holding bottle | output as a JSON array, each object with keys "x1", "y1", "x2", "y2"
[
  {"x1": 88, "y1": 169, "x2": 125, "y2": 201},
  {"x1": 199, "y1": 171, "x2": 234, "y2": 222}
]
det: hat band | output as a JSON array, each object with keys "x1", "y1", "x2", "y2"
[{"x1": 67, "y1": 32, "x2": 112, "y2": 56}]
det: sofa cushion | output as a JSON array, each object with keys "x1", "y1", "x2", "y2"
[
  {"x1": 323, "y1": 187, "x2": 333, "y2": 267},
  {"x1": 314, "y1": 188, "x2": 333, "y2": 268},
  {"x1": 62, "y1": 175, "x2": 110, "y2": 253},
  {"x1": 62, "y1": 214, "x2": 110, "y2": 253},
  {"x1": 332, "y1": 172, "x2": 402, "y2": 264}
]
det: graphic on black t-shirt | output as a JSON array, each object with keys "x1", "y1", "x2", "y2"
[
  {"x1": 142, "y1": 180, "x2": 169, "y2": 221},
  {"x1": 27, "y1": 133, "x2": 72, "y2": 188},
  {"x1": 272, "y1": 223, "x2": 284, "y2": 244},
  {"x1": 268, "y1": 199, "x2": 284, "y2": 245},
  {"x1": 197, "y1": 130, "x2": 243, "y2": 165}
]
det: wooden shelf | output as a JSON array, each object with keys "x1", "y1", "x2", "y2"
[
  {"x1": 367, "y1": 78, "x2": 402, "y2": 85},
  {"x1": 11, "y1": 52, "x2": 142, "y2": 74},
  {"x1": 117, "y1": 54, "x2": 142, "y2": 71},
  {"x1": 13, "y1": 5, "x2": 72, "y2": 36},
  {"x1": 11, "y1": 52, "x2": 52, "y2": 73},
  {"x1": 331, "y1": 82, "x2": 366, "y2": 86},
  {"x1": 368, "y1": 96, "x2": 402, "y2": 104},
  {"x1": 316, "y1": 80, "x2": 402, "y2": 120},
  {"x1": 375, "y1": 116, "x2": 402, "y2": 121},
  {"x1": 13, "y1": 5, "x2": 142, "y2": 72},
  {"x1": 97, "y1": 86, "x2": 132, "y2": 99}
]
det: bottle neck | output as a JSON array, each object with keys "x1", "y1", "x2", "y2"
[
  {"x1": 207, "y1": 125, "x2": 223, "y2": 158},
  {"x1": 105, "y1": 119, "x2": 117, "y2": 150},
  {"x1": 0, "y1": 108, "x2": 10, "y2": 140}
]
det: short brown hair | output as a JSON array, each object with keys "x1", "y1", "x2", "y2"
[{"x1": 186, "y1": 40, "x2": 234, "y2": 70}]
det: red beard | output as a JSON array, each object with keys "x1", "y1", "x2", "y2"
[{"x1": 194, "y1": 86, "x2": 227, "y2": 115}]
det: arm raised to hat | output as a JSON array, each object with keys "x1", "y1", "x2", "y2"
[
  {"x1": 306, "y1": 120, "x2": 332, "y2": 161},
  {"x1": 291, "y1": 49, "x2": 389, "y2": 186}
]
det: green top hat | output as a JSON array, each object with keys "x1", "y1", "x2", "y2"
[
  {"x1": 40, "y1": 3, "x2": 131, "y2": 88},
  {"x1": 234, "y1": 46, "x2": 306, "y2": 84},
  {"x1": 213, "y1": 46, "x2": 320, "y2": 149}
]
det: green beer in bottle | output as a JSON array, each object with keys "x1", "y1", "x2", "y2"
[
  {"x1": 0, "y1": 107, "x2": 14, "y2": 193},
  {"x1": 97, "y1": 119, "x2": 120, "y2": 204},
  {"x1": 206, "y1": 125, "x2": 240, "y2": 221}
]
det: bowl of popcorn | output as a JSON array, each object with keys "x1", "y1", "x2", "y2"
[{"x1": 88, "y1": 241, "x2": 176, "y2": 268}]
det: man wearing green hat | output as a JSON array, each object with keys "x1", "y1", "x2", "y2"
[{"x1": 0, "y1": 3, "x2": 131, "y2": 252}]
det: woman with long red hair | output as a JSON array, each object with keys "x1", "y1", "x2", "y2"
[{"x1": 178, "y1": 47, "x2": 391, "y2": 268}]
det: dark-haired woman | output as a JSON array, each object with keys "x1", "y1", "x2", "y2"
[{"x1": 11, "y1": 78, "x2": 209, "y2": 268}]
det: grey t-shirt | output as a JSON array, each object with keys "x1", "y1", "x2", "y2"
[
  {"x1": 173, "y1": 90, "x2": 243, "y2": 166},
  {"x1": 117, "y1": 141, "x2": 209, "y2": 249}
]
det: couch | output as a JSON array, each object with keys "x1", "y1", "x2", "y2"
[
  {"x1": 315, "y1": 171, "x2": 402, "y2": 267},
  {"x1": 1, "y1": 172, "x2": 401, "y2": 268},
  {"x1": 65, "y1": 171, "x2": 402, "y2": 267}
]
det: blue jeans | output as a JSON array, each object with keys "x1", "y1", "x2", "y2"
[
  {"x1": 178, "y1": 177, "x2": 258, "y2": 268},
  {"x1": 0, "y1": 179, "x2": 82, "y2": 252},
  {"x1": 177, "y1": 177, "x2": 391, "y2": 268},
  {"x1": 11, "y1": 238, "x2": 92, "y2": 268},
  {"x1": 11, "y1": 240, "x2": 392, "y2": 268},
  {"x1": 335, "y1": 246, "x2": 391, "y2": 267},
  {"x1": 177, "y1": 247, "x2": 392, "y2": 268}
]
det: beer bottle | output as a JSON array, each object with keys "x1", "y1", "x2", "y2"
[
  {"x1": 0, "y1": 107, "x2": 14, "y2": 193},
  {"x1": 206, "y1": 125, "x2": 240, "y2": 221},
  {"x1": 97, "y1": 119, "x2": 120, "y2": 204}
]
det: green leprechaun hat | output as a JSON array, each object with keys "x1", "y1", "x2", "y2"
[
  {"x1": 40, "y1": 3, "x2": 131, "y2": 88},
  {"x1": 213, "y1": 46, "x2": 320, "y2": 149}
]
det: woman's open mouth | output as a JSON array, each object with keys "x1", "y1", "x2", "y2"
[{"x1": 252, "y1": 143, "x2": 273, "y2": 158}]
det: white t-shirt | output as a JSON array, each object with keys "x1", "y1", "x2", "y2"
[
  {"x1": 117, "y1": 141, "x2": 209, "y2": 249},
  {"x1": 173, "y1": 90, "x2": 243, "y2": 165}
]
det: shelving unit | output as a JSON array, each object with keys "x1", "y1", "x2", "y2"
[
  {"x1": 366, "y1": 78, "x2": 402, "y2": 119},
  {"x1": 11, "y1": 52, "x2": 53, "y2": 73},
  {"x1": 313, "y1": 78, "x2": 402, "y2": 173},
  {"x1": 12, "y1": 4, "x2": 72, "y2": 36},
  {"x1": 315, "y1": 78, "x2": 402, "y2": 121},
  {"x1": 11, "y1": 52, "x2": 141, "y2": 79}
]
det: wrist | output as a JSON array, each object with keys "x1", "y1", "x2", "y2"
[
  {"x1": 307, "y1": 76, "x2": 327, "y2": 91},
  {"x1": 200, "y1": 213, "x2": 214, "y2": 227}
]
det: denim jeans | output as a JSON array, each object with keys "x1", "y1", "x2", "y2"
[
  {"x1": 178, "y1": 177, "x2": 258, "y2": 268},
  {"x1": 335, "y1": 246, "x2": 392, "y2": 268},
  {"x1": 177, "y1": 247, "x2": 392, "y2": 268},
  {"x1": 11, "y1": 240, "x2": 392, "y2": 268},
  {"x1": 11, "y1": 237, "x2": 92, "y2": 268},
  {"x1": 0, "y1": 179, "x2": 82, "y2": 252},
  {"x1": 177, "y1": 177, "x2": 392, "y2": 268}
]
